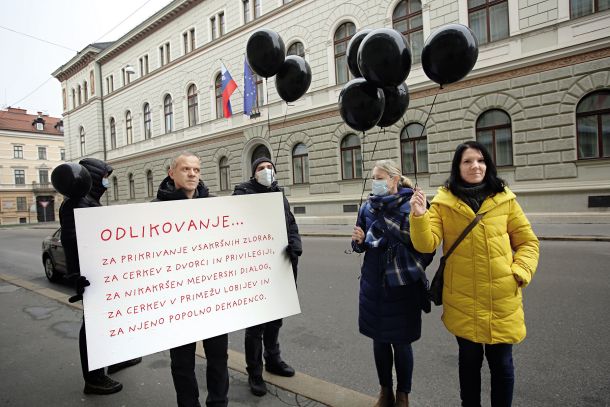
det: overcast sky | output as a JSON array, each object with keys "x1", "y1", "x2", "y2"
[{"x1": 0, "y1": 0, "x2": 173, "y2": 118}]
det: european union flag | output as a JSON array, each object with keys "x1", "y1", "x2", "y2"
[{"x1": 243, "y1": 59, "x2": 257, "y2": 116}]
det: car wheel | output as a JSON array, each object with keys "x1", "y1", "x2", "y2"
[{"x1": 44, "y1": 256, "x2": 61, "y2": 282}]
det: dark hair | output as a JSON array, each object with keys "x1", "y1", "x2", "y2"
[{"x1": 445, "y1": 140, "x2": 506, "y2": 194}]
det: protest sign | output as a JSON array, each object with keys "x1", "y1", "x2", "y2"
[{"x1": 74, "y1": 192, "x2": 300, "y2": 370}]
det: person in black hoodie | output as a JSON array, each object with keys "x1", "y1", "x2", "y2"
[
  {"x1": 59, "y1": 157, "x2": 141, "y2": 395},
  {"x1": 153, "y1": 152, "x2": 229, "y2": 407},
  {"x1": 233, "y1": 157, "x2": 303, "y2": 397}
]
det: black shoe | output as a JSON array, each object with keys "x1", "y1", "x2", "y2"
[
  {"x1": 83, "y1": 375, "x2": 123, "y2": 395},
  {"x1": 265, "y1": 360, "x2": 295, "y2": 377},
  {"x1": 106, "y1": 357, "x2": 142, "y2": 374},
  {"x1": 248, "y1": 375, "x2": 267, "y2": 397}
]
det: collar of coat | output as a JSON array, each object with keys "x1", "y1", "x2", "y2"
[{"x1": 432, "y1": 186, "x2": 516, "y2": 217}]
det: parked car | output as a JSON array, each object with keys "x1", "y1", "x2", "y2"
[{"x1": 42, "y1": 228, "x2": 67, "y2": 282}]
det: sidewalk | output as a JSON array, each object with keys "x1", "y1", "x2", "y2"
[
  {"x1": 296, "y1": 217, "x2": 610, "y2": 242},
  {"x1": 0, "y1": 274, "x2": 374, "y2": 407}
]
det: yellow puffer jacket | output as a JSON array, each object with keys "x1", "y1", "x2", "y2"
[{"x1": 410, "y1": 187, "x2": 539, "y2": 344}]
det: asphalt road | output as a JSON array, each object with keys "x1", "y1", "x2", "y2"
[{"x1": 1, "y1": 226, "x2": 608, "y2": 406}]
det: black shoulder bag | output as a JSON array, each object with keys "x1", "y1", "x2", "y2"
[{"x1": 429, "y1": 214, "x2": 482, "y2": 306}]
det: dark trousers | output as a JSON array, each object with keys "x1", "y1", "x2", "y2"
[
  {"x1": 79, "y1": 318, "x2": 105, "y2": 381},
  {"x1": 373, "y1": 341, "x2": 414, "y2": 393},
  {"x1": 456, "y1": 336, "x2": 514, "y2": 407},
  {"x1": 170, "y1": 334, "x2": 229, "y2": 407},
  {"x1": 244, "y1": 319, "x2": 283, "y2": 377}
]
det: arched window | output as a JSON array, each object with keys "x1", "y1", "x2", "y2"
[
  {"x1": 79, "y1": 127, "x2": 85, "y2": 156},
  {"x1": 400, "y1": 123, "x2": 428, "y2": 174},
  {"x1": 476, "y1": 109, "x2": 513, "y2": 166},
  {"x1": 287, "y1": 41, "x2": 305, "y2": 58},
  {"x1": 571, "y1": 0, "x2": 610, "y2": 17},
  {"x1": 187, "y1": 84, "x2": 199, "y2": 126},
  {"x1": 468, "y1": 0, "x2": 509, "y2": 45},
  {"x1": 576, "y1": 90, "x2": 610, "y2": 159},
  {"x1": 393, "y1": 0, "x2": 424, "y2": 64},
  {"x1": 292, "y1": 143, "x2": 309, "y2": 184},
  {"x1": 112, "y1": 176, "x2": 119, "y2": 200},
  {"x1": 71, "y1": 88, "x2": 76, "y2": 108},
  {"x1": 143, "y1": 103, "x2": 152, "y2": 139},
  {"x1": 164, "y1": 94, "x2": 173, "y2": 133},
  {"x1": 125, "y1": 111, "x2": 133, "y2": 144},
  {"x1": 219, "y1": 156, "x2": 230, "y2": 191},
  {"x1": 215, "y1": 74, "x2": 223, "y2": 119},
  {"x1": 146, "y1": 170, "x2": 154, "y2": 197},
  {"x1": 83, "y1": 81, "x2": 88, "y2": 102},
  {"x1": 251, "y1": 145, "x2": 271, "y2": 166},
  {"x1": 340, "y1": 134, "x2": 362, "y2": 179},
  {"x1": 109, "y1": 117, "x2": 117, "y2": 149},
  {"x1": 77, "y1": 85, "x2": 82, "y2": 106},
  {"x1": 334, "y1": 22, "x2": 356, "y2": 85},
  {"x1": 128, "y1": 173, "x2": 135, "y2": 199}
]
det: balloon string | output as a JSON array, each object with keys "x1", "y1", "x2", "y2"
[
  {"x1": 357, "y1": 126, "x2": 383, "y2": 211},
  {"x1": 273, "y1": 102, "x2": 290, "y2": 168},
  {"x1": 413, "y1": 86, "x2": 441, "y2": 188}
]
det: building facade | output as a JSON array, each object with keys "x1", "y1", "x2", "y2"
[
  {"x1": 53, "y1": 0, "x2": 610, "y2": 225},
  {"x1": 0, "y1": 108, "x2": 64, "y2": 225}
]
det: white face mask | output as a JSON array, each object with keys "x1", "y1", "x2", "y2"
[
  {"x1": 101, "y1": 178, "x2": 110, "y2": 189},
  {"x1": 255, "y1": 168, "x2": 274, "y2": 187},
  {"x1": 372, "y1": 179, "x2": 390, "y2": 196}
]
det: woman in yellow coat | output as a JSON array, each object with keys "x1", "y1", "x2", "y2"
[{"x1": 409, "y1": 141, "x2": 539, "y2": 407}]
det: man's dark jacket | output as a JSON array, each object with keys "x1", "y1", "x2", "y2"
[
  {"x1": 152, "y1": 176, "x2": 211, "y2": 202},
  {"x1": 232, "y1": 179, "x2": 302, "y2": 279}
]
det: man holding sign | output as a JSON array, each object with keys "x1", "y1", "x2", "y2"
[
  {"x1": 153, "y1": 152, "x2": 229, "y2": 407},
  {"x1": 233, "y1": 157, "x2": 303, "y2": 397}
]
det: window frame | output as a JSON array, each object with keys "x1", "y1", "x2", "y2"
[
  {"x1": 468, "y1": 0, "x2": 509, "y2": 45},
  {"x1": 219, "y1": 156, "x2": 230, "y2": 191},
  {"x1": 187, "y1": 84, "x2": 199, "y2": 126},
  {"x1": 143, "y1": 103, "x2": 152, "y2": 139},
  {"x1": 400, "y1": 123, "x2": 429, "y2": 174},
  {"x1": 14, "y1": 169, "x2": 26, "y2": 185},
  {"x1": 334, "y1": 22, "x2": 356, "y2": 85},
  {"x1": 128, "y1": 173, "x2": 135, "y2": 200},
  {"x1": 38, "y1": 146, "x2": 47, "y2": 160},
  {"x1": 392, "y1": 0, "x2": 424, "y2": 64},
  {"x1": 340, "y1": 134, "x2": 362, "y2": 180},
  {"x1": 287, "y1": 41, "x2": 305, "y2": 58},
  {"x1": 125, "y1": 111, "x2": 133, "y2": 144},
  {"x1": 215, "y1": 74, "x2": 223, "y2": 119},
  {"x1": 146, "y1": 170, "x2": 154, "y2": 198},
  {"x1": 79, "y1": 127, "x2": 85, "y2": 156},
  {"x1": 292, "y1": 143, "x2": 309, "y2": 184},
  {"x1": 475, "y1": 109, "x2": 514, "y2": 166},
  {"x1": 110, "y1": 117, "x2": 117, "y2": 149},
  {"x1": 13, "y1": 145, "x2": 24, "y2": 159},
  {"x1": 164, "y1": 94, "x2": 174, "y2": 133},
  {"x1": 576, "y1": 90, "x2": 610, "y2": 160}
]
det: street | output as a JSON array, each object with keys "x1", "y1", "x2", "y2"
[{"x1": 1, "y1": 226, "x2": 609, "y2": 406}]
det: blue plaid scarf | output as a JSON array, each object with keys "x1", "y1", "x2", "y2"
[{"x1": 364, "y1": 188, "x2": 433, "y2": 286}]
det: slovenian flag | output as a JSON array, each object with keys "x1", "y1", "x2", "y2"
[{"x1": 221, "y1": 63, "x2": 237, "y2": 118}]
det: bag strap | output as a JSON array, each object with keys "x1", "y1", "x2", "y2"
[{"x1": 444, "y1": 214, "x2": 483, "y2": 259}]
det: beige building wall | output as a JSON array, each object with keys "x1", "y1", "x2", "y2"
[
  {"x1": 0, "y1": 129, "x2": 64, "y2": 225},
  {"x1": 54, "y1": 0, "x2": 610, "y2": 223}
]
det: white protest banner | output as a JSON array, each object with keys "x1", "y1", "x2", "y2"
[{"x1": 74, "y1": 192, "x2": 300, "y2": 370}]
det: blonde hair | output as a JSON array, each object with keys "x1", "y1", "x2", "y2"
[{"x1": 373, "y1": 159, "x2": 413, "y2": 188}]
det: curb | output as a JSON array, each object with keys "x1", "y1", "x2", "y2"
[
  {"x1": 0, "y1": 274, "x2": 375, "y2": 407},
  {"x1": 300, "y1": 232, "x2": 610, "y2": 242}
]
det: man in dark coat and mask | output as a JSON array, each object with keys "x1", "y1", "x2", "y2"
[
  {"x1": 232, "y1": 157, "x2": 303, "y2": 397},
  {"x1": 59, "y1": 157, "x2": 141, "y2": 395},
  {"x1": 153, "y1": 152, "x2": 229, "y2": 407}
]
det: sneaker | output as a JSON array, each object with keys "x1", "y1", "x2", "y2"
[
  {"x1": 265, "y1": 360, "x2": 295, "y2": 377},
  {"x1": 248, "y1": 375, "x2": 267, "y2": 397},
  {"x1": 83, "y1": 375, "x2": 123, "y2": 395},
  {"x1": 107, "y1": 357, "x2": 142, "y2": 374}
]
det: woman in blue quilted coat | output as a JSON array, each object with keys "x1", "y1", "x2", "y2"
[{"x1": 351, "y1": 160, "x2": 434, "y2": 407}]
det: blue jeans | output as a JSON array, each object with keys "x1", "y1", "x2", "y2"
[
  {"x1": 373, "y1": 341, "x2": 413, "y2": 393},
  {"x1": 456, "y1": 337, "x2": 514, "y2": 407}
]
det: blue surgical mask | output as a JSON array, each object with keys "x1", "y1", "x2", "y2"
[
  {"x1": 102, "y1": 178, "x2": 109, "y2": 189},
  {"x1": 372, "y1": 179, "x2": 389, "y2": 196}
]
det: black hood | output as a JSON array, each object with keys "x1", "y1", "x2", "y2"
[
  {"x1": 251, "y1": 157, "x2": 276, "y2": 178},
  {"x1": 79, "y1": 158, "x2": 113, "y2": 202},
  {"x1": 155, "y1": 176, "x2": 210, "y2": 201}
]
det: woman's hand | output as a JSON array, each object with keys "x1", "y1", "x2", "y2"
[
  {"x1": 410, "y1": 187, "x2": 427, "y2": 217},
  {"x1": 352, "y1": 226, "x2": 365, "y2": 244}
]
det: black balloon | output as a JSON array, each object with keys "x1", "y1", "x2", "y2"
[
  {"x1": 246, "y1": 28, "x2": 286, "y2": 78},
  {"x1": 338, "y1": 78, "x2": 385, "y2": 132},
  {"x1": 421, "y1": 23, "x2": 478, "y2": 85},
  {"x1": 358, "y1": 28, "x2": 412, "y2": 87},
  {"x1": 51, "y1": 163, "x2": 92, "y2": 199},
  {"x1": 346, "y1": 29, "x2": 372, "y2": 78},
  {"x1": 378, "y1": 83, "x2": 409, "y2": 128},
  {"x1": 275, "y1": 56, "x2": 312, "y2": 103}
]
